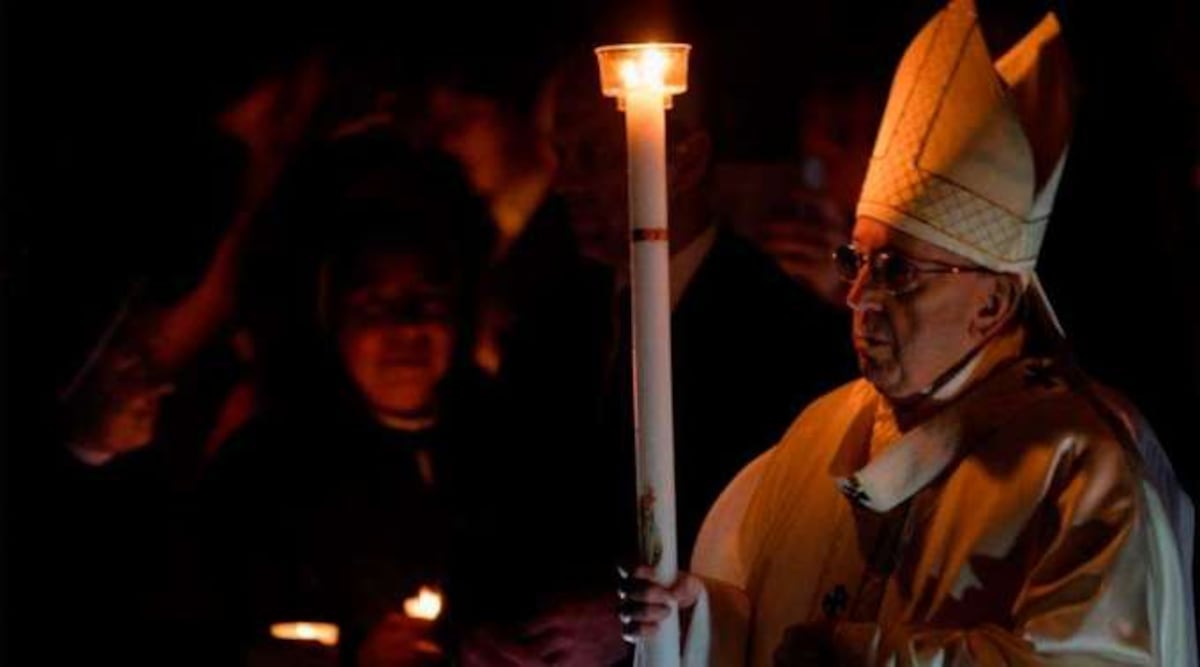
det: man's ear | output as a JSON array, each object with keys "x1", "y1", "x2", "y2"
[
  {"x1": 669, "y1": 129, "x2": 712, "y2": 194},
  {"x1": 971, "y1": 273, "x2": 1022, "y2": 340}
]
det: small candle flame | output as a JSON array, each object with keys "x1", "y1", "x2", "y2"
[
  {"x1": 619, "y1": 48, "x2": 669, "y2": 90},
  {"x1": 403, "y1": 586, "x2": 443, "y2": 621},
  {"x1": 270, "y1": 621, "x2": 339, "y2": 647}
]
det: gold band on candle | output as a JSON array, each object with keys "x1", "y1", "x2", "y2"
[{"x1": 631, "y1": 228, "x2": 669, "y2": 242}]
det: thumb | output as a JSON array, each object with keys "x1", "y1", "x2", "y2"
[{"x1": 669, "y1": 573, "x2": 704, "y2": 609}]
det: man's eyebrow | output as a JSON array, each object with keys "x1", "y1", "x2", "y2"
[
  {"x1": 888, "y1": 246, "x2": 967, "y2": 266},
  {"x1": 849, "y1": 239, "x2": 898, "y2": 254},
  {"x1": 858, "y1": 242, "x2": 935, "y2": 263}
]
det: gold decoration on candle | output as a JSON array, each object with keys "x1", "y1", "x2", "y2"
[{"x1": 631, "y1": 228, "x2": 669, "y2": 242}]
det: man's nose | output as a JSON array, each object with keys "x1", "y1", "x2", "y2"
[{"x1": 845, "y1": 267, "x2": 885, "y2": 313}]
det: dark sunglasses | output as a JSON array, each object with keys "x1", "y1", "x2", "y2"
[{"x1": 832, "y1": 243, "x2": 993, "y2": 296}]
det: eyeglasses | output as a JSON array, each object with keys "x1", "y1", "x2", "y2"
[{"x1": 832, "y1": 243, "x2": 993, "y2": 296}]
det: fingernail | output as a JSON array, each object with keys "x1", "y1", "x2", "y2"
[{"x1": 616, "y1": 564, "x2": 629, "y2": 579}]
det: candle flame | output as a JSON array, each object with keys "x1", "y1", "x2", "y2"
[
  {"x1": 403, "y1": 587, "x2": 443, "y2": 621},
  {"x1": 270, "y1": 621, "x2": 339, "y2": 647},
  {"x1": 595, "y1": 43, "x2": 690, "y2": 101},
  {"x1": 618, "y1": 48, "x2": 669, "y2": 90}
]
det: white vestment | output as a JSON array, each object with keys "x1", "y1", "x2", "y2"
[{"x1": 685, "y1": 331, "x2": 1196, "y2": 666}]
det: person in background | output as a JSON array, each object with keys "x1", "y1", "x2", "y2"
[
  {"x1": 749, "y1": 80, "x2": 882, "y2": 306},
  {"x1": 190, "y1": 142, "x2": 525, "y2": 667},
  {"x1": 424, "y1": 45, "x2": 629, "y2": 666},
  {"x1": 10, "y1": 52, "x2": 331, "y2": 667},
  {"x1": 25, "y1": 328, "x2": 179, "y2": 666}
]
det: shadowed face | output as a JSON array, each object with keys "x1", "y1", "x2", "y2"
[
  {"x1": 549, "y1": 65, "x2": 712, "y2": 266},
  {"x1": 337, "y1": 251, "x2": 457, "y2": 423},
  {"x1": 428, "y1": 88, "x2": 513, "y2": 197},
  {"x1": 550, "y1": 85, "x2": 629, "y2": 266},
  {"x1": 846, "y1": 217, "x2": 1010, "y2": 400}
]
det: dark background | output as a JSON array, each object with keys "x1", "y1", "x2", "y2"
[{"x1": 2, "y1": 0, "x2": 1197, "y2": 656}]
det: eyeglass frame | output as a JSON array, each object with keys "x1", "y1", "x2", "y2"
[{"x1": 832, "y1": 243, "x2": 997, "y2": 296}]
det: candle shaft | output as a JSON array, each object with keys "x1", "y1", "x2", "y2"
[{"x1": 625, "y1": 87, "x2": 681, "y2": 667}]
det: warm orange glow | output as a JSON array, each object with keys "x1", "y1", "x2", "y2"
[
  {"x1": 595, "y1": 43, "x2": 690, "y2": 99},
  {"x1": 415, "y1": 639, "x2": 444, "y2": 656},
  {"x1": 403, "y1": 587, "x2": 443, "y2": 621},
  {"x1": 270, "y1": 622, "x2": 339, "y2": 647},
  {"x1": 618, "y1": 47, "x2": 668, "y2": 89}
]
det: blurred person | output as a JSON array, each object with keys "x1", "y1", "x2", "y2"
[
  {"x1": 155, "y1": 54, "x2": 330, "y2": 466},
  {"x1": 61, "y1": 329, "x2": 175, "y2": 462},
  {"x1": 191, "y1": 142, "x2": 547, "y2": 667},
  {"x1": 750, "y1": 80, "x2": 882, "y2": 306},
  {"x1": 25, "y1": 327, "x2": 180, "y2": 666},
  {"x1": 425, "y1": 51, "x2": 629, "y2": 664},
  {"x1": 425, "y1": 45, "x2": 614, "y2": 391},
  {"x1": 620, "y1": 4, "x2": 1195, "y2": 664},
  {"x1": 10, "y1": 53, "x2": 332, "y2": 667}
]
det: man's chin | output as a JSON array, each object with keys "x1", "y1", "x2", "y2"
[{"x1": 860, "y1": 360, "x2": 905, "y2": 398}]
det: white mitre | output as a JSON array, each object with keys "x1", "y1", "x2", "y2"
[{"x1": 856, "y1": 0, "x2": 1073, "y2": 329}]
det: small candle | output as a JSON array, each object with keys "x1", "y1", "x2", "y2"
[
  {"x1": 403, "y1": 586, "x2": 443, "y2": 621},
  {"x1": 269, "y1": 621, "x2": 339, "y2": 647}
]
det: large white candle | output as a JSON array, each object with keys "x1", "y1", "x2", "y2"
[{"x1": 596, "y1": 43, "x2": 690, "y2": 667}]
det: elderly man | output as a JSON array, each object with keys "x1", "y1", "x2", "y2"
[{"x1": 621, "y1": 2, "x2": 1196, "y2": 665}]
